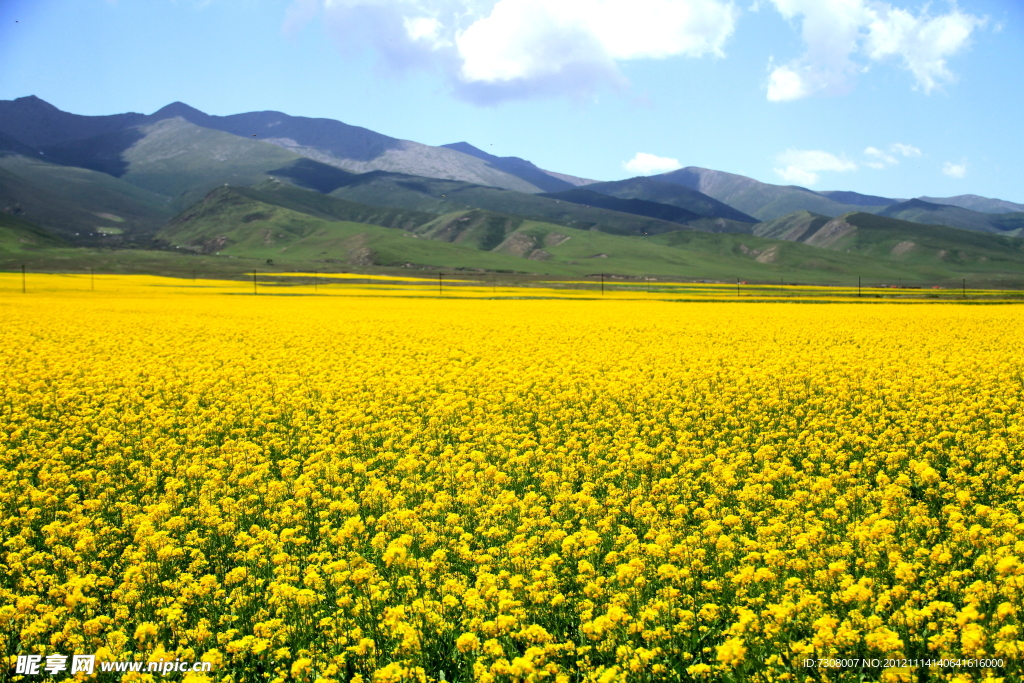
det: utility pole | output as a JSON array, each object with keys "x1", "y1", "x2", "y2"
[
  {"x1": 600, "y1": 273, "x2": 604, "y2": 295},
  {"x1": 253, "y1": 270, "x2": 257, "y2": 295},
  {"x1": 737, "y1": 278, "x2": 740, "y2": 297},
  {"x1": 439, "y1": 272, "x2": 443, "y2": 296}
]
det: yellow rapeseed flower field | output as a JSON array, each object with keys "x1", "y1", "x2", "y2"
[{"x1": 2, "y1": 277, "x2": 1023, "y2": 682}]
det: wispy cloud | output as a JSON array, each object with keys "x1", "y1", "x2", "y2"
[
  {"x1": 283, "y1": 0, "x2": 739, "y2": 104},
  {"x1": 864, "y1": 142, "x2": 921, "y2": 169},
  {"x1": 624, "y1": 152, "x2": 681, "y2": 175},
  {"x1": 773, "y1": 149, "x2": 856, "y2": 186},
  {"x1": 766, "y1": 0, "x2": 985, "y2": 102},
  {"x1": 943, "y1": 161, "x2": 967, "y2": 179}
]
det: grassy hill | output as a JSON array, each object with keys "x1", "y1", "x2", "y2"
[
  {"x1": 822, "y1": 212, "x2": 1024, "y2": 269},
  {"x1": 39, "y1": 118, "x2": 326, "y2": 210},
  {"x1": 205, "y1": 181, "x2": 437, "y2": 231},
  {"x1": 0, "y1": 97, "x2": 554, "y2": 194},
  {"x1": 145, "y1": 185, "x2": 1024, "y2": 286},
  {"x1": 753, "y1": 210, "x2": 832, "y2": 240},
  {"x1": 918, "y1": 194, "x2": 1024, "y2": 214},
  {"x1": 747, "y1": 210, "x2": 1024, "y2": 275},
  {"x1": 580, "y1": 176, "x2": 759, "y2": 223},
  {"x1": 538, "y1": 188, "x2": 705, "y2": 224},
  {"x1": 0, "y1": 212, "x2": 67, "y2": 253},
  {"x1": 440, "y1": 142, "x2": 587, "y2": 192},
  {"x1": 327, "y1": 172, "x2": 704, "y2": 237},
  {"x1": 0, "y1": 155, "x2": 172, "y2": 241},
  {"x1": 878, "y1": 199, "x2": 1024, "y2": 236},
  {"x1": 653, "y1": 167, "x2": 891, "y2": 220}
]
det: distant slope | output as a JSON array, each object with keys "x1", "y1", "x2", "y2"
[
  {"x1": 752, "y1": 210, "x2": 831, "y2": 241},
  {"x1": 157, "y1": 186, "x2": 562, "y2": 270},
  {"x1": 159, "y1": 185, "x2": 1024, "y2": 283},
  {"x1": 0, "y1": 96, "x2": 552, "y2": 194},
  {"x1": 327, "y1": 171, "x2": 701, "y2": 237},
  {"x1": 818, "y1": 190, "x2": 898, "y2": 207},
  {"x1": 232, "y1": 180, "x2": 436, "y2": 230},
  {"x1": 749, "y1": 210, "x2": 1024, "y2": 271},
  {"x1": 0, "y1": 155, "x2": 172, "y2": 240},
  {"x1": 917, "y1": 195, "x2": 1024, "y2": 215},
  {"x1": 0, "y1": 212, "x2": 66, "y2": 252},
  {"x1": 39, "y1": 118, "x2": 361, "y2": 210},
  {"x1": 652, "y1": 166, "x2": 890, "y2": 220},
  {"x1": 441, "y1": 142, "x2": 595, "y2": 192},
  {"x1": 538, "y1": 188, "x2": 705, "y2": 224},
  {"x1": 145, "y1": 103, "x2": 551, "y2": 192},
  {"x1": 0, "y1": 131, "x2": 41, "y2": 157},
  {"x1": 0, "y1": 95, "x2": 148, "y2": 148},
  {"x1": 580, "y1": 176, "x2": 759, "y2": 223},
  {"x1": 878, "y1": 199, "x2": 1024, "y2": 236}
]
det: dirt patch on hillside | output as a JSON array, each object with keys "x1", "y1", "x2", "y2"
[
  {"x1": 891, "y1": 240, "x2": 916, "y2": 257},
  {"x1": 805, "y1": 218, "x2": 856, "y2": 249},
  {"x1": 201, "y1": 235, "x2": 229, "y2": 253},
  {"x1": 544, "y1": 233, "x2": 570, "y2": 247},
  {"x1": 349, "y1": 247, "x2": 375, "y2": 266},
  {"x1": 494, "y1": 232, "x2": 537, "y2": 258},
  {"x1": 755, "y1": 245, "x2": 779, "y2": 263}
]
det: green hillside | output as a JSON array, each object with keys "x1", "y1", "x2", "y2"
[
  {"x1": 39, "y1": 118, "x2": 358, "y2": 210},
  {"x1": 538, "y1": 188, "x2": 706, "y2": 224},
  {"x1": 0, "y1": 155, "x2": 172, "y2": 241},
  {"x1": 918, "y1": 194, "x2": 1024, "y2": 214},
  {"x1": 878, "y1": 199, "x2": 1024, "y2": 236},
  {"x1": 655, "y1": 167, "x2": 890, "y2": 220},
  {"x1": 149, "y1": 185, "x2": 1024, "y2": 286},
  {"x1": 204, "y1": 181, "x2": 437, "y2": 231},
  {"x1": 824, "y1": 212, "x2": 1024, "y2": 268},
  {"x1": 0, "y1": 212, "x2": 66, "y2": 252},
  {"x1": 328, "y1": 172, "x2": 700, "y2": 236},
  {"x1": 746, "y1": 210, "x2": 1024, "y2": 278},
  {"x1": 753, "y1": 210, "x2": 831, "y2": 240},
  {"x1": 580, "y1": 176, "x2": 758, "y2": 223}
]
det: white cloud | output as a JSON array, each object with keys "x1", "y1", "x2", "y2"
[
  {"x1": 404, "y1": 16, "x2": 449, "y2": 48},
  {"x1": 943, "y1": 161, "x2": 967, "y2": 178},
  {"x1": 624, "y1": 152, "x2": 682, "y2": 175},
  {"x1": 863, "y1": 142, "x2": 921, "y2": 169},
  {"x1": 766, "y1": 0, "x2": 985, "y2": 101},
  {"x1": 456, "y1": 0, "x2": 737, "y2": 88},
  {"x1": 766, "y1": 63, "x2": 811, "y2": 102},
  {"x1": 285, "y1": 0, "x2": 739, "y2": 103},
  {"x1": 890, "y1": 142, "x2": 921, "y2": 158},
  {"x1": 865, "y1": 146, "x2": 897, "y2": 167},
  {"x1": 864, "y1": 7, "x2": 984, "y2": 94},
  {"x1": 773, "y1": 149, "x2": 857, "y2": 186}
]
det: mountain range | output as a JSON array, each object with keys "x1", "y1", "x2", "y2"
[{"x1": 2, "y1": 95, "x2": 1023, "y2": 286}]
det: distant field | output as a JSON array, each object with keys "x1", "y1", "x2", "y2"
[
  {"x1": 1, "y1": 272, "x2": 1023, "y2": 302},
  {"x1": 2, "y1": 279, "x2": 1023, "y2": 681}
]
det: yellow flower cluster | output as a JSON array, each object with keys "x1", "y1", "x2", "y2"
[{"x1": 2, "y1": 283, "x2": 1023, "y2": 682}]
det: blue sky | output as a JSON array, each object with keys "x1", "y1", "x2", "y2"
[{"x1": 1, "y1": 0, "x2": 1022, "y2": 201}]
